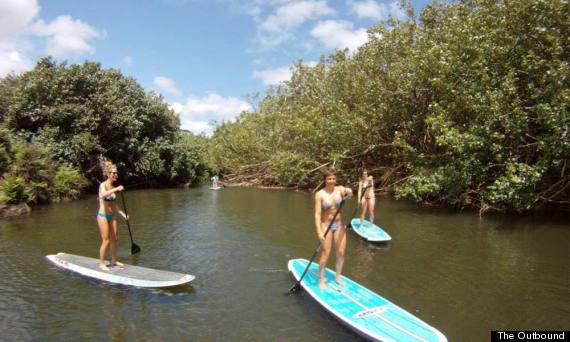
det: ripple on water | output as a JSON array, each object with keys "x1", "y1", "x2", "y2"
[{"x1": 0, "y1": 188, "x2": 568, "y2": 341}]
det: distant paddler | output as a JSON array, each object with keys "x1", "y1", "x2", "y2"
[
  {"x1": 96, "y1": 160, "x2": 128, "y2": 271},
  {"x1": 357, "y1": 169, "x2": 376, "y2": 226},
  {"x1": 314, "y1": 169, "x2": 352, "y2": 290}
]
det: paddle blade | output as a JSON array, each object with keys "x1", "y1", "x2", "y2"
[
  {"x1": 288, "y1": 282, "x2": 302, "y2": 295},
  {"x1": 131, "y1": 243, "x2": 141, "y2": 255}
]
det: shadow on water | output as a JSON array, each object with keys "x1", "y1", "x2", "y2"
[
  {"x1": 355, "y1": 238, "x2": 392, "y2": 251},
  {"x1": 96, "y1": 282, "x2": 196, "y2": 297}
]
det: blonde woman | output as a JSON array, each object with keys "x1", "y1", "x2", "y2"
[
  {"x1": 97, "y1": 161, "x2": 128, "y2": 271},
  {"x1": 357, "y1": 169, "x2": 376, "y2": 226},
  {"x1": 314, "y1": 169, "x2": 352, "y2": 289}
]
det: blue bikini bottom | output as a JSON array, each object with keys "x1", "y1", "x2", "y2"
[{"x1": 96, "y1": 212, "x2": 114, "y2": 222}]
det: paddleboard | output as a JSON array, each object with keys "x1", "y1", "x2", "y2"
[
  {"x1": 288, "y1": 258, "x2": 446, "y2": 342},
  {"x1": 46, "y1": 253, "x2": 195, "y2": 288},
  {"x1": 209, "y1": 186, "x2": 222, "y2": 190},
  {"x1": 351, "y1": 219, "x2": 391, "y2": 242}
]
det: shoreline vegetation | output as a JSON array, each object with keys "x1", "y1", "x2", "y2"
[
  {"x1": 210, "y1": 0, "x2": 568, "y2": 214},
  {"x1": 1, "y1": 0, "x2": 568, "y2": 218}
]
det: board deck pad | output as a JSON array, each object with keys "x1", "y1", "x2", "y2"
[
  {"x1": 288, "y1": 258, "x2": 446, "y2": 342},
  {"x1": 350, "y1": 219, "x2": 391, "y2": 242},
  {"x1": 46, "y1": 253, "x2": 194, "y2": 288}
]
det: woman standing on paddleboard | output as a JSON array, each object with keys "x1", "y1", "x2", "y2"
[
  {"x1": 97, "y1": 160, "x2": 128, "y2": 271},
  {"x1": 314, "y1": 169, "x2": 352, "y2": 289},
  {"x1": 357, "y1": 169, "x2": 376, "y2": 225}
]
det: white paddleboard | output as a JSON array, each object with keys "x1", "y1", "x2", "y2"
[
  {"x1": 289, "y1": 258, "x2": 446, "y2": 342},
  {"x1": 209, "y1": 186, "x2": 222, "y2": 190},
  {"x1": 46, "y1": 253, "x2": 194, "y2": 288},
  {"x1": 351, "y1": 219, "x2": 391, "y2": 242}
]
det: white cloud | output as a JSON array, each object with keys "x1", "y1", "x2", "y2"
[
  {"x1": 310, "y1": 20, "x2": 368, "y2": 51},
  {"x1": 253, "y1": 57, "x2": 265, "y2": 65},
  {"x1": 181, "y1": 94, "x2": 251, "y2": 120},
  {"x1": 153, "y1": 76, "x2": 182, "y2": 97},
  {"x1": 31, "y1": 15, "x2": 102, "y2": 57},
  {"x1": 252, "y1": 61, "x2": 318, "y2": 86},
  {"x1": 252, "y1": 66, "x2": 291, "y2": 86},
  {"x1": 171, "y1": 93, "x2": 252, "y2": 135},
  {"x1": 0, "y1": 49, "x2": 33, "y2": 77},
  {"x1": 0, "y1": 0, "x2": 39, "y2": 37},
  {"x1": 0, "y1": 1, "x2": 102, "y2": 77},
  {"x1": 182, "y1": 120, "x2": 211, "y2": 135},
  {"x1": 257, "y1": 0, "x2": 335, "y2": 47},
  {"x1": 348, "y1": 0, "x2": 384, "y2": 20},
  {"x1": 348, "y1": 0, "x2": 406, "y2": 21},
  {"x1": 122, "y1": 56, "x2": 133, "y2": 65},
  {"x1": 247, "y1": 5, "x2": 262, "y2": 21},
  {"x1": 0, "y1": 0, "x2": 40, "y2": 77},
  {"x1": 387, "y1": 1, "x2": 407, "y2": 20}
]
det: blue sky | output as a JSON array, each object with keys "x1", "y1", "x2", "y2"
[{"x1": 0, "y1": 0, "x2": 433, "y2": 134}]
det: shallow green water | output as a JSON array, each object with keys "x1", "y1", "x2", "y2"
[{"x1": 0, "y1": 187, "x2": 568, "y2": 341}]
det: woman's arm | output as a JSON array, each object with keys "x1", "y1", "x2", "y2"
[
  {"x1": 99, "y1": 182, "x2": 124, "y2": 198},
  {"x1": 113, "y1": 202, "x2": 128, "y2": 220},
  {"x1": 357, "y1": 181, "x2": 362, "y2": 202},
  {"x1": 339, "y1": 186, "x2": 353, "y2": 198},
  {"x1": 314, "y1": 193, "x2": 324, "y2": 241}
]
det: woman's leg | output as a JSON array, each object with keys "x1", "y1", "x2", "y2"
[
  {"x1": 333, "y1": 226, "x2": 347, "y2": 285},
  {"x1": 360, "y1": 198, "x2": 368, "y2": 224},
  {"x1": 110, "y1": 219, "x2": 121, "y2": 266},
  {"x1": 97, "y1": 216, "x2": 111, "y2": 271},
  {"x1": 318, "y1": 225, "x2": 333, "y2": 289},
  {"x1": 368, "y1": 198, "x2": 376, "y2": 224}
]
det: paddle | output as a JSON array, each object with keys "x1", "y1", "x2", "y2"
[
  {"x1": 120, "y1": 192, "x2": 141, "y2": 255},
  {"x1": 346, "y1": 184, "x2": 372, "y2": 230},
  {"x1": 288, "y1": 197, "x2": 347, "y2": 294}
]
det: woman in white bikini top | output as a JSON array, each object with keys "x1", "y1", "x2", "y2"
[{"x1": 314, "y1": 169, "x2": 352, "y2": 290}]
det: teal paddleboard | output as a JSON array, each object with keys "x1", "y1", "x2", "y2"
[
  {"x1": 288, "y1": 258, "x2": 446, "y2": 341},
  {"x1": 351, "y1": 219, "x2": 391, "y2": 242}
]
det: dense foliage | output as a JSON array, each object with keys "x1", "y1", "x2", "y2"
[
  {"x1": 0, "y1": 125, "x2": 87, "y2": 204},
  {"x1": 0, "y1": 58, "x2": 208, "y2": 207},
  {"x1": 209, "y1": 0, "x2": 569, "y2": 212}
]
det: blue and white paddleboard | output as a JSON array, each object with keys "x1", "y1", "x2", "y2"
[
  {"x1": 46, "y1": 253, "x2": 195, "y2": 288},
  {"x1": 351, "y1": 219, "x2": 391, "y2": 242},
  {"x1": 288, "y1": 258, "x2": 446, "y2": 342}
]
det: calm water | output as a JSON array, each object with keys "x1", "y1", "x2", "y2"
[{"x1": 0, "y1": 187, "x2": 568, "y2": 341}]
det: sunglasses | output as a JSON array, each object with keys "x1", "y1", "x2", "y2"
[{"x1": 110, "y1": 171, "x2": 118, "y2": 175}]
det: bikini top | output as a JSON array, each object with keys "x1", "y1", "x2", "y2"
[
  {"x1": 99, "y1": 183, "x2": 116, "y2": 202},
  {"x1": 321, "y1": 190, "x2": 342, "y2": 210},
  {"x1": 103, "y1": 194, "x2": 115, "y2": 202}
]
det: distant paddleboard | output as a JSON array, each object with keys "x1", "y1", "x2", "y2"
[
  {"x1": 350, "y1": 219, "x2": 391, "y2": 242},
  {"x1": 209, "y1": 186, "x2": 223, "y2": 190},
  {"x1": 46, "y1": 253, "x2": 194, "y2": 288},
  {"x1": 288, "y1": 258, "x2": 446, "y2": 342}
]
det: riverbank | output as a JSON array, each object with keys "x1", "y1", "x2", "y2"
[
  {"x1": 3, "y1": 180, "x2": 567, "y2": 220},
  {"x1": 221, "y1": 180, "x2": 570, "y2": 216},
  {"x1": 0, "y1": 203, "x2": 31, "y2": 218}
]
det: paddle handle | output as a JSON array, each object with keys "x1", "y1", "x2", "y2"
[
  {"x1": 120, "y1": 192, "x2": 135, "y2": 245},
  {"x1": 291, "y1": 198, "x2": 347, "y2": 292}
]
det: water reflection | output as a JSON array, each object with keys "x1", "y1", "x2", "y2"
[{"x1": 0, "y1": 187, "x2": 568, "y2": 340}]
